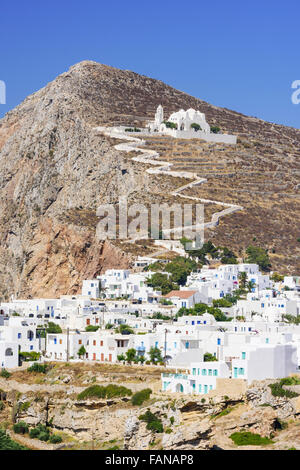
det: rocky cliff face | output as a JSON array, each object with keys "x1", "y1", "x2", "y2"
[
  {"x1": 2, "y1": 375, "x2": 300, "y2": 450},
  {"x1": 0, "y1": 61, "x2": 299, "y2": 299}
]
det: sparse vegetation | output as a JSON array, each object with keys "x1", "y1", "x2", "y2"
[
  {"x1": 13, "y1": 421, "x2": 29, "y2": 435},
  {"x1": 138, "y1": 410, "x2": 163, "y2": 433},
  {"x1": 0, "y1": 428, "x2": 28, "y2": 450},
  {"x1": 230, "y1": 431, "x2": 274, "y2": 446},
  {"x1": 77, "y1": 384, "x2": 132, "y2": 400},
  {"x1": 269, "y1": 377, "x2": 300, "y2": 398},
  {"x1": 131, "y1": 388, "x2": 152, "y2": 406},
  {"x1": 27, "y1": 363, "x2": 48, "y2": 374},
  {"x1": 0, "y1": 368, "x2": 11, "y2": 379}
]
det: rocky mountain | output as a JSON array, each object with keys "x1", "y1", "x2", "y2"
[{"x1": 0, "y1": 60, "x2": 299, "y2": 299}]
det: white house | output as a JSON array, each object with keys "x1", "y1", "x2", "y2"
[
  {"x1": 147, "y1": 105, "x2": 237, "y2": 144},
  {"x1": 82, "y1": 280, "x2": 100, "y2": 298},
  {"x1": 163, "y1": 290, "x2": 202, "y2": 309}
]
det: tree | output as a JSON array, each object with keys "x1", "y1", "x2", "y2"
[
  {"x1": 165, "y1": 256, "x2": 198, "y2": 286},
  {"x1": 116, "y1": 324, "x2": 135, "y2": 335},
  {"x1": 246, "y1": 280, "x2": 256, "y2": 292},
  {"x1": 146, "y1": 273, "x2": 176, "y2": 295},
  {"x1": 125, "y1": 348, "x2": 137, "y2": 364},
  {"x1": 270, "y1": 272, "x2": 284, "y2": 282},
  {"x1": 245, "y1": 245, "x2": 271, "y2": 272},
  {"x1": 85, "y1": 325, "x2": 100, "y2": 332},
  {"x1": 204, "y1": 352, "x2": 218, "y2": 362},
  {"x1": 148, "y1": 347, "x2": 163, "y2": 364},
  {"x1": 163, "y1": 121, "x2": 177, "y2": 129},
  {"x1": 137, "y1": 355, "x2": 145, "y2": 364},
  {"x1": 46, "y1": 322, "x2": 62, "y2": 334},
  {"x1": 210, "y1": 126, "x2": 220, "y2": 134},
  {"x1": 219, "y1": 247, "x2": 237, "y2": 264},
  {"x1": 117, "y1": 354, "x2": 126, "y2": 362},
  {"x1": 238, "y1": 272, "x2": 248, "y2": 289},
  {"x1": 190, "y1": 123, "x2": 201, "y2": 131},
  {"x1": 78, "y1": 345, "x2": 86, "y2": 359}
]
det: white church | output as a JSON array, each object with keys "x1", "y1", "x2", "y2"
[{"x1": 147, "y1": 105, "x2": 237, "y2": 144}]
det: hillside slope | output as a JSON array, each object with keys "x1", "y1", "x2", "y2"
[{"x1": 0, "y1": 61, "x2": 299, "y2": 299}]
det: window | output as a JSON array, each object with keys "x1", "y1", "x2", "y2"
[
  {"x1": 198, "y1": 384, "x2": 202, "y2": 393},
  {"x1": 239, "y1": 368, "x2": 244, "y2": 375},
  {"x1": 242, "y1": 352, "x2": 246, "y2": 359},
  {"x1": 192, "y1": 368, "x2": 196, "y2": 375},
  {"x1": 18, "y1": 333, "x2": 21, "y2": 339},
  {"x1": 79, "y1": 340, "x2": 82, "y2": 345},
  {"x1": 185, "y1": 342, "x2": 189, "y2": 349},
  {"x1": 208, "y1": 369, "x2": 212, "y2": 376},
  {"x1": 93, "y1": 340, "x2": 96, "y2": 346},
  {"x1": 202, "y1": 369, "x2": 207, "y2": 376},
  {"x1": 213, "y1": 369, "x2": 218, "y2": 376},
  {"x1": 59, "y1": 339, "x2": 62, "y2": 345},
  {"x1": 100, "y1": 341, "x2": 103, "y2": 346},
  {"x1": 217, "y1": 338, "x2": 221, "y2": 345}
]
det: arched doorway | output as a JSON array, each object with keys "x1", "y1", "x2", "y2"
[{"x1": 176, "y1": 383, "x2": 184, "y2": 393}]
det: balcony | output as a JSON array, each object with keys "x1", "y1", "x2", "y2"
[{"x1": 162, "y1": 373, "x2": 188, "y2": 380}]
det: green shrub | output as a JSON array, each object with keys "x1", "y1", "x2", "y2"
[
  {"x1": 13, "y1": 421, "x2": 29, "y2": 435},
  {"x1": 49, "y1": 434, "x2": 63, "y2": 444},
  {"x1": 0, "y1": 369, "x2": 11, "y2": 379},
  {"x1": 269, "y1": 379, "x2": 299, "y2": 398},
  {"x1": 138, "y1": 410, "x2": 163, "y2": 433},
  {"x1": 211, "y1": 407, "x2": 233, "y2": 420},
  {"x1": 77, "y1": 384, "x2": 132, "y2": 400},
  {"x1": 85, "y1": 325, "x2": 99, "y2": 332},
  {"x1": 230, "y1": 431, "x2": 274, "y2": 446},
  {"x1": 190, "y1": 123, "x2": 201, "y2": 131},
  {"x1": 164, "y1": 121, "x2": 177, "y2": 129},
  {"x1": 20, "y1": 351, "x2": 41, "y2": 362},
  {"x1": 0, "y1": 401, "x2": 4, "y2": 411},
  {"x1": 131, "y1": 388, "x2": 152, "y2": 406},
  {"x1": 27, "y1": 363, "x2": 48, "y2": 374},
  {"x1": 0, "y1": 429, "x2": 28, "y2": 450},
  {"x1": 38, "y1": 431, "x2": 50, "y2": 442},
  {"x1": 204, "y1": 352, "x2": 218, "y2": 362},
  {"x1": 19, "y1": 401, "x2": 31, "y2": 412},
  {"x1": 29, "y1": 428, "x2": 40, "y2": 439},
  {"x1": 46, "y1": 322, "x2": 62, "y2": 334},
  {"x1": 170, "y1": 416, "x2": 174, "y2": 425},
  {"x1": 32, "y1": 423, "x2": 50, "y2": 442},
  {"x1": 165, "y1": 428, "x2": 172, "y2": 434}
]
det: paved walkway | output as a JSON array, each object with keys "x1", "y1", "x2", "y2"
[{"x1": 94, "y1": 126, "x2": 243, "y2": 253}]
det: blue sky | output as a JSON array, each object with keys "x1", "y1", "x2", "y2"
[{"x1": 0, "y1": 0, "x2": 299, "y2": 128}]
